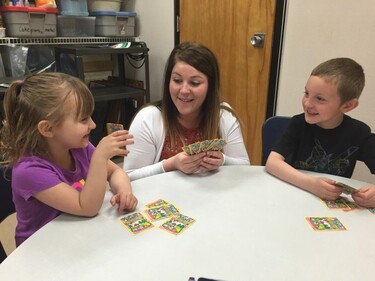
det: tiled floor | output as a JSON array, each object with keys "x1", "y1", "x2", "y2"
[{"x1": 0, "y1": 158, "x2": 124, "y2": 257}]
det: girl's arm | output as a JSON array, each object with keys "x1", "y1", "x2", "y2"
[
  {"x1": 34, "y1": 131, "x2": 132, "y2": 216},
  {"x1": 107, "y1": 160, "x2": 138, "y2": 212}
]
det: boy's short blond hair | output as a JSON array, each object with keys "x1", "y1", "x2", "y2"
[{"x1": 311, "y1": 57, "x2": 365, "y2": 103}]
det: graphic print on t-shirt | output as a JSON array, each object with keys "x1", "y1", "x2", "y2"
[
  {"x1": 72, "y1": 179, "x2": 85, "y2": 191},
  {"x1": 295, "y1": 139, "x2": 358, "y2": 175}
]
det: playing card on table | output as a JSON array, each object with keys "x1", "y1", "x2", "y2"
[
  {"x1": 334, "y1": 182, "x2": 359, "y2": 195},
  {"x1": 342, "y1": 200, "x2": 361, "y2": 212},
  {"x1": 145, "y1": 198, "x2": 171, "y2": 209},
  {"x1": 118, "y1": 212, "x2": 154, "y2": 235},
  {"x1": 305, "y1": 216, "x2": 347, "y2": 231},
  {"x1": 321, "y1": 197, "x2": 350, "y2": 209},
  {"x1": 159, "y1": 214, "x2": 196, "y2": 236},
  {"x1": 321, "y1": 197, "x2": 360, "y2": 212},
  {"x1": 144, "y1": 204, "x2": 180, "y2": 221}
]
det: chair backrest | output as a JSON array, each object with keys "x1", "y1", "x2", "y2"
[{"x1": 261, "y1": 116, "x2": 291, "y2": 165}]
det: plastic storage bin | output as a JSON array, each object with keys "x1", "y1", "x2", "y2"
[
  {"x1": 90, "y1": 11, "x2": 136, "y2": 37},
  {"x1": 56, "y1": 0, "x2": 89, "y2": 16},
  {"x1": 0, "y1": 6, "x2": 58, "y2": 38},
  {"x1": 88, "y1": 0, "x2": 123, "y2": 12},
  {"x1": 57, "y1": 16, "x2": 96, "y2": 37}
]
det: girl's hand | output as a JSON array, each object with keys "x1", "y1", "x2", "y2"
[
  {"x1": 199, "y1": 151, "x2": 224, "y2": 172},
  {"x1": 96, "y1": 130, "x2": 134, "y2": 159},
  {"x1": 352, "y1": 186, "x2": 375, "y2": 208},
  {"x1": 110, "y1": 191, "x2": 138, "y2": 213}
]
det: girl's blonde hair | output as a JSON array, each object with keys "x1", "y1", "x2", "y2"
[{"x1": 0, "y1": 72, "x2": 94, "y2": 166}]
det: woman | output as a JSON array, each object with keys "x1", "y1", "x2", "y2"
[{"x1": 124, "y1": 42, "x2": 250, "y2": 181}]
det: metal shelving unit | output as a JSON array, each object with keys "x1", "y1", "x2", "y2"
[
  {"x1": 0, "y1": 37, "x2": 137, "y2": 46},
  {"x1": 0, "y1": 37, "x2": 147, "y2": 144}
]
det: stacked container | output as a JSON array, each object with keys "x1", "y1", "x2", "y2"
[
  {"x1": 88, "y1": 0, "x2": 136, "y2": 37},
  {"x1": 55, "y1": 0, "x2": 95, "y2": 37},
  {"x1": 0, "y1": 6, "x2": 58, "y2": 37}
]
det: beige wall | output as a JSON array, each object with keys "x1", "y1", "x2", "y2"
[
  {"x1": 277, "y1": 0, "x2": 375, "y2": 183},
  {"x1": 127, "y1": 0, "x2": 375, "y2": 182},
  {"x1": 124, "y1": 0, "x2": 175, "y2": 102}
]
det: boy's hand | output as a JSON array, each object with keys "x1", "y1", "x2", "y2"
[
  {"x1": 110, "y1": 191, "x2": 138, "y2": 213},
  {"x1": 352, "y1": 186, "x2": 375, "y2": 208},
  {"x1": 310, "y1": 177, "x2": 343, "y2": 200}
]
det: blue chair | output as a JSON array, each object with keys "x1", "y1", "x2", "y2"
[{"x1": 261, "y1": 116, "x2": 291, "y2": 165}]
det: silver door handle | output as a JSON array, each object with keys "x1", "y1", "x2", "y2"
[{"x1": 250, "y1": 33, "x2": 265, "y2": 48}]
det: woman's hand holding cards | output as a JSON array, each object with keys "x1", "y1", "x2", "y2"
[
  {"x1": 200, "y1": 150, "x2": 224, "y2": 172},
  {"x1": 163, "y1": 151, "x2": 205, "y2": 174}
]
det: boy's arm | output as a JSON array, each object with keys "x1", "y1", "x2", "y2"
[
  {"x1": 265, "y1": 151, "x2": 342, "y2": 200},
  {"x1": 107, "y1": 161, "x2": 138, "y2": 212}
]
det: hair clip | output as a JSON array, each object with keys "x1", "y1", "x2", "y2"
[{"x1": 16, "y1": 80, "x2": 24, "y2": 96}]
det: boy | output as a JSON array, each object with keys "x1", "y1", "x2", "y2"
[{"x1": 265, "y1": 57, "x2": 375, "y2": 207}]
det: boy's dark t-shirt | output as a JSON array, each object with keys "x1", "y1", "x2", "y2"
[{"x1": 273, "y1": 113, "x2": 375, "y2": 178}]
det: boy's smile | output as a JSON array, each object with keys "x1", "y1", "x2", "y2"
[{"x1": 302, "y1": 75, "x2": 351, "y2": 129}]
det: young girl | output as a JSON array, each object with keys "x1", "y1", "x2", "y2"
[{"x1": 0, "y1": 72, "x2": 137, "y2": 246}]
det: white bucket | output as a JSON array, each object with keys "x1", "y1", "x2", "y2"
[{"x1": 87, "y1": 0, "x2": 123, "y2": 13}]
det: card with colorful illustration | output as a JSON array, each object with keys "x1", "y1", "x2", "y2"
[
  {"x1": 342, "y1": 200, "x2": 361, "y2": 212},
  {"x1": 189, "y1": 142, "x2": 202, "y2": 155},
  {"x1": 334, "y1": 182, "x2": 359, "y2": 195},
  {"x1": 182, "y1": 138, "x2": 227, "y2": 155},
  {"x1": 159, "y1": 214, "x2": 196, "y2": 236},
  {"x1": 182, "y1": 146, "x2": 191, "y2": 155},
  {"x1": 321, "y1": 197, "x2": 360, "y2": 212},
  {"x1": 305, "y1": 216, "x2": 347, "y2": 231},
  {"x1": 210, "y1": 138, "x2": 227, "y2": 151},
  {"x1": 145, "y1": 198, "x2": 171, "y2": 209},
  {"x1": 106, "y1": 123, "x2": 124, "y2": 134},
  {"x1": 321, "y1": 197, "x2": 350, "y2": 209},
  {"x1": 144, "y1": 204, "x2": 180, "y2": 221},
  {"x1": 119, "y1": 212, "x2": 154, "y2": 235},
  {"x1": 199, "y1": 139, "x2": 213, "y2": 152}
]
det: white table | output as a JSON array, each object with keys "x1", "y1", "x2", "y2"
[{"x1": 1, "y1": 166, "x2": 375, "y2": 281}]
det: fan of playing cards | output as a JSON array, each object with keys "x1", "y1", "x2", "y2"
[{"x1": 182, "y1": 138, "x2": 227, "y2": 155}]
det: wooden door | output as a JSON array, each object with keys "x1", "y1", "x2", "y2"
[{"x1": 179, "y1": 0, "x2": 276, "y2": 165}]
